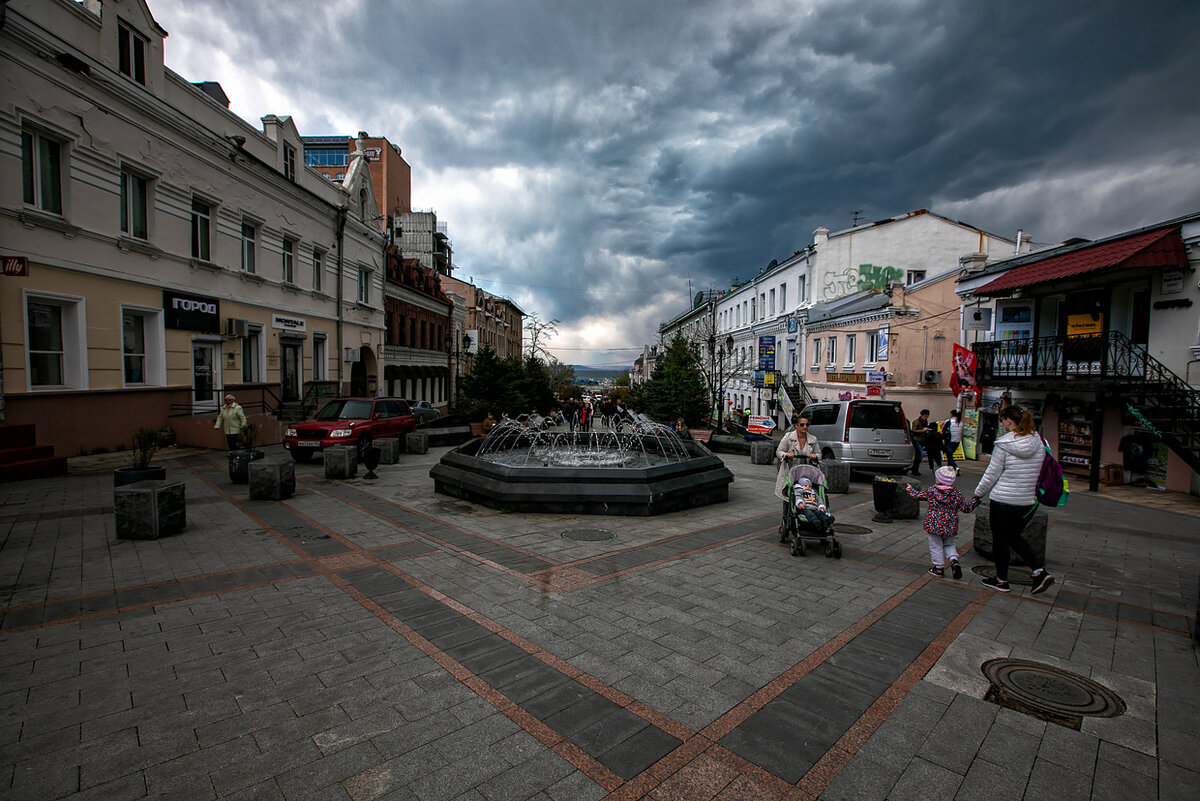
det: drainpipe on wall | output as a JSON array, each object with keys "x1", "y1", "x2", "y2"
[{"x1": 335, "y1": 206, "x2": 347, "y2": 391}]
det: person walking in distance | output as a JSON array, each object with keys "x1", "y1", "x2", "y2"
[
  {"x1": 972, "y1": 405, "x2": 1055, "y2": 594},
  {"x1": 775, "y1": 415, "x2": 820, "y2": 541},
  {"x1": 214, "y1": 394, "x2": 247, "y2": 450},
  {"x1": 925, "y1": 411, "x2": 944, "y2": 472},
  {"x1": 943, "y1": 410, "x2": 963, "y2": 470},
  {"x1": 909, "y1": 409, "x2": 929, "y2": 476}
]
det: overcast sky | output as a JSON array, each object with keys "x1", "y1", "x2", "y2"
[{"x1": 150, "y1": 0, "x2": 1200, "y2": 367}]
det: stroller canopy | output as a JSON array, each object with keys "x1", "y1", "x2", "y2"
[{"x1": 789, "y1": 463, "x2": 826, "y2": 488}]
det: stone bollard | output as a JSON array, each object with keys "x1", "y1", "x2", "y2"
[
  {"x1": 823, "y1": 460, "x2": 851, "y2": 494},
  {"x1": 750, "y1": 440, "x2": 775, "y2": 465},
  {"x1": 114, "y1": 479, "x2": 187, "y2": 539},
  {"x1": 406, "y1": 432, "x2": 429, "y2": 455},
  {"x1": 324, "y1": 446, "x2": 358, "y2": 479},
  {"x1": 376, "y1": 437, "x2": 400, "y2": 465},
  {"x1": 972, "y1": 506, "x2": 1048, "y2": 566},
  {"x1": 248, "y1": 459, "x2": 295, "y2": 500}
]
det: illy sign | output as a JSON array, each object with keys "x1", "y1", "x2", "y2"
[{"x1": 163, "y1": 289, "x2": 220, "y2": 332}]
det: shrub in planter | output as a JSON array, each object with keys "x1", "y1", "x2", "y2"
[
  {"x1": 228, "y1": 422, "x2": 265, "y2": 483},
  {"x1": 114, "y1": 427, "x2": 167, "y2": 486}
]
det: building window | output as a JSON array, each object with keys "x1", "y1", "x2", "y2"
[
  {"x1": 242, "y1": 324, "x2": 264, "y2": 382},
  {"x1": 312, "y1": 248, "x2": 324, "y2": 291},
  {"x1": 811, "y1": 338, "x2": 821, "y2": 366},
  {"x1": 827, "y1": 337, "x2": 837, "y2": 367},
  {"x1": 190, "y1": 197, "x2": 211, "y2": 260},
  {"x1": 119, "y1": 168, "x2": 149, "y2": 239},
  {"x1": 779, "y1": 284, "x2": 786, "y2": 312},
  {"x1": 121, "y1": 307, "x2": 162, "y2": 386},
  {"x1": 240, "y1": 220, "x2": 257, "y2": 273},
  {"x1": 798, "y1": 275, "x2": 807, "y2": 304},
  {"x1": 845, "y1": 334, "x2": 856, "y2": 366},
  {"x1": 769, "y1": 289, "x2": 776, "y2": 316},
  {"x1": 118, "y1": 20, "x2": 147, "y2": 85},
  {"x1": 866, "y1": 332, "x2": 879, "y2": 364},
  {"x1": 21, "y1": 129, "x2": 63, "y2": 214},
  {"x1": 906, "y1": 270, "x2": 926, "y2": 285},
  {"x1": 313, "y1": 334, "x2": 328, "y2": 380},
  {"x1": 26, "y1": 294, "x2": 84, "y2": 389},
  {"x1": 357, "y1": 267, "x2": 370, "y2": 304},
  {"x1": 283, "y1": 144, "x2": 296, "y2": 181},
  {"x1": 282, "y1": 237, "x2": 295, "y2": 284}
]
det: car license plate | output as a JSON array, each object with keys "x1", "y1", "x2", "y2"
[
  {"x1": 298, "y1": 440, "x2": 321, "y2": 447},
  {"x1": 868, "y1": 448, "x2": 892, "y2": 458}
]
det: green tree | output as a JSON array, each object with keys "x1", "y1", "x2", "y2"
[
  {"x1": 629, "y1": 335, "x2": 708, "y2": 424},
  {"x1": 457, "y1": 348, "x2": 557, "y2": 420}
]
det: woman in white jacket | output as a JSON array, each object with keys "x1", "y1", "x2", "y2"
[
  {"x1": 775, "y1": 415, "x2": 820, "y2": 540},
  {"x1": 972, "y1": 406, "x2": 1054, "y2": 594}
]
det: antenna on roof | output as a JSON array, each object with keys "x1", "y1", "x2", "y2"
[{"x1": 851, "y1": 210, "x2": 864, "y2": 227}]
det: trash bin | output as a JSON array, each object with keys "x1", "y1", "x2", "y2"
[{"x1": 872, "y1": 475, "x2": 920, "y2": 521}]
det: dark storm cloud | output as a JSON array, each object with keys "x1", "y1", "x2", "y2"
[{"x1": 153, "y1": 0, "x2": 1200, "y2": 362}]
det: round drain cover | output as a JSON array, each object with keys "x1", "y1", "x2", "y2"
[
  {"x1": 982, "y1": 658, "x2": 1125, "y2": 719},
  {"x1": 971, "y1": 564, "x2": 1033, "y2": 586},
  {"x1": 562, "y1": 528, "x2": 615, "y2": 542},
  {"x1": 832, "y1": 524, "x2": 871, "y2": 536}
]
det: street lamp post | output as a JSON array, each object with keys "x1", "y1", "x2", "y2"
[
  {"x1": 709, "y1": 333, "x2": 734, "y2": 433},
  {"x1": 445, "y1": 333, "x2": 473, "y2": 412}
]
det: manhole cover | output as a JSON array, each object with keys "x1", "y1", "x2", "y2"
[
  {"x1": 832, "y1": 524, "x2": 871, "y2": 536},
  {"x1": 971, "y1": 564, "x2": 1033, "y2": 586},
  {"x1": 561, "y1": 528, "x2": 615, "y2": 542},
  {"x1": 982, "y1": 658, "x2": 1125, "y2": 729}
]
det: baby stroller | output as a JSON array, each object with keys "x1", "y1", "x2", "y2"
[{"x1": 783, "y1": 463, "x2": 842, "y2": 558}]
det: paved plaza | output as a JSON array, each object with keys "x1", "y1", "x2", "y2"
[{"x1": 1, "y1": 443, "x2": 1198, "y2": 800}]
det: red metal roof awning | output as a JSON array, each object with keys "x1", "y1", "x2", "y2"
[{"x1": 975, "y1": 226, "x2": 1187, "y2": 296}]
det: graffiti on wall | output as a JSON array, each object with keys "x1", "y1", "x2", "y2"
[{"x1": 822, "y1": 263, "x2": 904, "y2": 300}]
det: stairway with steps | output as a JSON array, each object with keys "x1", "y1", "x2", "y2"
[{"x1": 0, "y1": 424, "x2": 68, "y2": 483}]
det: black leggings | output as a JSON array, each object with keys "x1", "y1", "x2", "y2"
[{"x1": 989, "y1": 500, "x2": 1041, "y2": 581}]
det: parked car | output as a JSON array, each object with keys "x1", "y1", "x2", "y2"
[
  {"x1": 407, "y1": 400, "x2": 441, "y2": 425},
  {"x1": 798, "y1": 399, "x2": 912, "y2": 474},
  {"x1": 283, "y1": 397, "x2": 415, "y2": 462}
]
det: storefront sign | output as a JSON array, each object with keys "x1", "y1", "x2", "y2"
[
  {"x1": 272, "y1": 313, "x2": 307, "y2": 332},
  {"x1": 827, "y1": 372, "x2": 866, "y2": 384},
  {"x1": 786, "y1": 316, "x2": 798, "y2": 334},
  {"x1": 3, "y1": 256, "x2": 29, "y2": 276},
  {"x1": 163, "y1": 290, "x2": 219, "y2": 333},
  {"x1": 344, "y1": 347, "x2": 361, "y2": 362},
  {"x1": 758, "y1": 336, "x2": 776, "y2": 371},
  {"x1": 1161, "y1": 268, "x2": 1184, "y2": 294},
  {"x1": 877, "y1": 325, "x2": 889, "y2": 360},
  {"x1": 866, "y1": 385, "x2": 882, "y2": 397},
  {"x1": 1067, "y1": 313, "x2": 1103, "y2": 337},
  {"x1": 965, "y1": 307, "x2": 992, "y2": 331},
  {"x1": 865, "y1": 370, "x2": 887, "y2": 384},
  {"x1": 748, "y1": 415, "x2": 776, "y2": 435}
]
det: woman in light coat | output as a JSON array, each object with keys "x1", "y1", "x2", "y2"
[
  {"x1": 775, "y1": 415, "x2": 820, "y2": 539},
  {"x1": 972, "y1": 405, "x2": 1054, "y2": 594},
  {"x1": 214, "y1": 394, "x2": 247, "y2": 450}
]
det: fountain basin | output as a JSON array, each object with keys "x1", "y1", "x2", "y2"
[{"x1": 430, "y1": 437, "x2": 733, "y2": 515}]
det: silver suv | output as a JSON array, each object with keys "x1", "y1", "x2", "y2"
[{"x1": 798, "y1": 400, "x2": 911, "y2": 474}]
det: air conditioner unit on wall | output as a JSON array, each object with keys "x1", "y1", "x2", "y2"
[
  {"x1": 920, "y1": 369, "x2": 941, "y2": 385},
  {"x1": 225, "y1": 318, "x2": 248, "y2": 338}
]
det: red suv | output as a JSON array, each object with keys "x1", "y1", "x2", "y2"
[{"x1": 283, "y1": 397, "x2": 416, "y2": 462}]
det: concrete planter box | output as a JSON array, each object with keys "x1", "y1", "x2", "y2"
[
  {"x1": 972, "y1": 506, "x2": 1048, "y2": 567},
  {"x1": 113, "y1": 465, "x2": 166, "y2": 487},
  {"x1": 749, "y1": 440, "x2": 775, "y2": 465},
  {"x1": 376, "y1": 437, "x2": 400, "y2": 465},
  {"x1": 227, "y1": 450, "x2": 265, "y2": 484},
  {"x1": 324, "y1": 446, "x2": 358, "y2": 479},
  {"x1": 114, "y1": 479, "x2": 186, "y2": 540},
  {"x1": 823, "y1": 461, "x2": 851, "y2": 494},
  {"x1": 406, "y1": 432, "x2": 429, "y2": 454},
  {"x1": 248, "y1": 459, "x2": 295, "y2": 500}
]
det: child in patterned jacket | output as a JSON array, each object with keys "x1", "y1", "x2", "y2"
[{"x1": 905, "y1": 466, "x2": 980, "y2": 578}]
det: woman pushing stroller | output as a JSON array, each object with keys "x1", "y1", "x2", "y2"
[{"x1": 775, "y1": 415, "x2": 820, "y2": 541}]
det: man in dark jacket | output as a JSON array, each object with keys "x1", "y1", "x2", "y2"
[{"x1": 909, "y1": 409, "x2": 929, "y2": 476}]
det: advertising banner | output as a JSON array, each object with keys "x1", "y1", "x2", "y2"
[
  {"x1": 748, "y1": 415, "x2": 776, "y2": 435},
  {"x1": 949, "y1": 343, "x2": 977, "y2": 397},
  {"x1": 758, "y1": 336, "x2": 776, "y2": 371}
]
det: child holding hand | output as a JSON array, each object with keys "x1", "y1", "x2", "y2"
[{"x1": 905, "y1": 466, "x2": 980, "y2": 578}]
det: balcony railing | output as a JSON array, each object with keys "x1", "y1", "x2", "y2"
[{"x1": 973, "y1": 332, "x2": 1144, "y2": 382}]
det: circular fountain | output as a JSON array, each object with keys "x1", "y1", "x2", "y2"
[{"x1": 430, "y1": 414, "x2": 734, "y2": 515}]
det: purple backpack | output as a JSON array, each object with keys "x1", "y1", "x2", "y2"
[{"x1": 1036, "y1": 434, "x2": 1069, "y2": 506}]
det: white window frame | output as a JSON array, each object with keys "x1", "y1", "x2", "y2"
[
  {"x1": 240, "y1": 219, "x2": 257, "y2": 274},
  {"x1": 190, "y1": 196, "x2": 213, "y2": 261},
  {"x1": 24, "y1": 290, "x2": 88, "y2": 391},
  {"x1": 117, "y1": 19, "x2": 147, "y2": 85},
  {"x1": 312, "y1": 333, "x2": 328, "y2": 380},
  {"x1": 312, "y1": 248, "x2": 324, "y2": 292},
  {"x1": 282, "y1": 236, "x2": 295, "y2": 284},
  {"x1": 119, "y1": 166, "x2": 151, "y2": 239},
  {"x1": 283, "y1": 144, "x2": 296, "y2": 181},
  {"x1": 811, "y1": 338, "x2": 821, "y2": 367},
  {"x1": 120, "y1": 305, "x2": 165, "y2": 387},
  {"x1": 906, "y1": 269, "x2": 926, "y2": 285},
  {"x1": 769, "y1": 288, "x2": 776, "y2": 316},
  {"x1": 357, "y1": 266, "x2": 371, "y2": 304},
  {"x1": 21, "y1": 127, "x2": 64, "y2": 215},
  {"x1": 242, "y1": 323, "x2": 265, "y2": 382},
  {"x1": 865, "y1": 332, "x2": 879, "y2": 365},
  {"x1": 844, "y1": 334, "x2": 856, "y2": 367},
  {"x1": 779, "y1": 283, "x2": 786, "y2": 312},
  {"x1": 827, "y1": 336, "x2": 837, "y2": 367}
]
